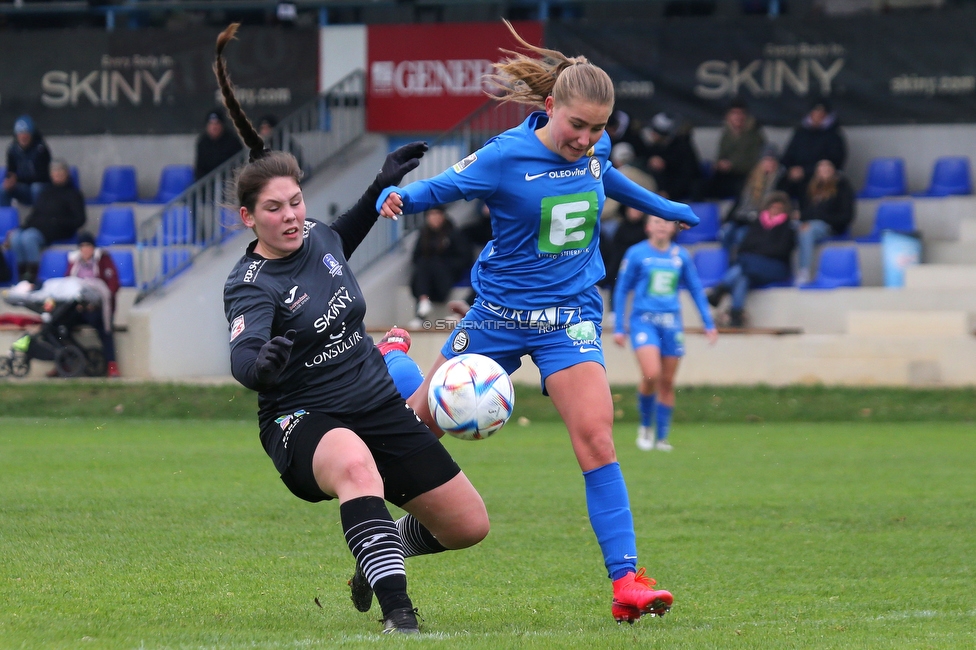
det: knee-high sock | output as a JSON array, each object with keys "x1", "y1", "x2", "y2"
[
  {"x1": 340, "y1": 496, "x2": 411, "y2": 616},
  {"x1": 638, "y1": 393, "x2": 657, "y2": 428},
  {"x1": 396, "y1": 514, "x2": 447, "y2": 558},
  {"x1": 383, "y1": 350, "x2": 425, "y2": 401},
  {"x1": 583, "y1": 462, "x2": 638, "y2": 581},
  {"x1": 656, "y1": 403, "x2": 674, "y2": 441}
]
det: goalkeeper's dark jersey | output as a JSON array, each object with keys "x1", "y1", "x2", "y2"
[{"x1": 223, "y1": 217, "x2": 400, "y2": 430}]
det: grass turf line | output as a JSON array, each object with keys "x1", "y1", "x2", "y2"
[{"x1": 1, "y1": 418, "x2": 974, "y2": 648}]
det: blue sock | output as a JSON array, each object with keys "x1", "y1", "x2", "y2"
[
  {"x1": 383, "y1": 350, "x2": 424, "y2": 400},
  {"x1": 583, "y1": 462, "x2": 638, "y2": 581},
  {"x1": 656, "y1": 403, "x2": 674, "y2": 441},
  {"x1": 638, "y1": 393, "x2": 656, "y2": 428}
]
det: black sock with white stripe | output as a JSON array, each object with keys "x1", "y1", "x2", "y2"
[
  {"x1": 340, "y1": 496, "x2": 412, "y2": 616},
  {"x1": 396, "y1": 514, "x2": 448, "y2": 558}
]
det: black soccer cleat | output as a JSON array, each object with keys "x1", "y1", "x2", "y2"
[
  {"x1": 348, "y1": 564, "x2": 373, "y2": 613},
  {"x1": 381, "y1": 607, "x2": 420, "y2": 634}
]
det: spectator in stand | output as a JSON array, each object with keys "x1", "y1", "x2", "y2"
[
  {"x1": 603, "y1": 142, "x2": 657, "y2": 240},
  {"x1": 410, "y1": 206, "x2": 470, "y2": 327},
  {"x1": 4, "y1": 159, "x2": 86, "y2": 285},
  {"x1": 707, "y1": 191, "x2": 796, "y2": 328},
  {"x1": 794, "y1": 159, "x2": 855, "y2": 286},
  {"x1": 780, "y1": 98, "x2": 847, "y2": 200},
  {"x1": 606, "y1": 109, "x2": 648, "y2": 165},
  {"x1": 719, "y1": 144, "x2": 786, "y2": 261},
  {"x1": 642, "y1": 112, "x2": 703, "y2": 201},
  {"x1": 706, "y1": 99, "x2": 766, "y2": 199},
  {"x1": 257, "y1": 114, "x2": 278, "y2": 141},
  {"x1": 2, "y1": 115, "x2": 52, "y2": 207},
  {"x1": 66, "y1": 231, "x2": 121, "y2": 377},
  {"x1": 601, "y1": 207, "x2": 648, "y2": 308},
  {"x1": 194, "y1": 108, "x2": 244, "y2": 180}
]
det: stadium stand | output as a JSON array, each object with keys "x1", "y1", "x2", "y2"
[
  {"x1": 855, "y1": 201, "x2": 915, "y2": 243},
  {"x1": 36, "y1": 249, "x2": 69, "y2": 283},
  {"x1": 0, "y1": 206, "x2": 19, "y2": 239},
  {"x1": 143, "y1": 165, "x2": 194, "y2": 204},
  {"x1": 111, "y1": 249, "x2": 137, "y2": 288},
  {"x1": 692, "y1": 247, "x2": 728, "y2": 289},
  {"x1": 675, "y1": 202, "x2": 720, "y2": 244},
  {"x1": 859, "y1": 157, "x2": 906, "y2": 198},
  {"x1": 96, "y1": 207, "x2": 137, "y2": 246},
  {"x1": 800, "y1": 247, "x2": 861, "y2": 290},
  {"x1": 915, "y1": 156, "x2": 972, "y2": 197},
  {"x1": 89, "y1": 166, "x2": 139, "y2": 204}
]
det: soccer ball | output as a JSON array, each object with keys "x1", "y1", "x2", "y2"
[{"x1": 427, "y1": 353, "x2": 515, "y2": 440}]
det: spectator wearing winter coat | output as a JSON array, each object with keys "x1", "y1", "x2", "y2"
[
  {"x1": 643, "y1": 112, "x2": 703, "y2": 201},
  {"x1": 1, "y1": 115, "x2": 52, "y2": 207},
  {"x1": 719, "y1": 144, "x2": 787, "y2": 260},
  {"x1": 707, "y1": 99, "x2": 766, "y2": 199},
  {"x1": 794, "y1": 159, "x2": 855, "y2": 285},
  {"x1": 5, "y1": 160, "x2": 85, "y2": 285},
  {"x1": 194, "y1": 109, "x2": 244, "y2": 180},
  {"x1": 780, "y1": 99, "x2": 847, "y2": 200},
  {"x1": 66, "y1": 231, "x2": 121, "y2": 377},
  {"x1": 410, "y1": 206, "x2": 470, "y2": 326},
  {"x1": 707, "y1": 191, "x2": 796, "y2": 327}
]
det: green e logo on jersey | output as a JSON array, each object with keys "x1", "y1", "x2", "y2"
[
  {"x1": 538, "y1": 192, "x2": 598, "y2": 254},
  {"x1": 648, "y1": 269, "x2": 678, "y2": 296}
]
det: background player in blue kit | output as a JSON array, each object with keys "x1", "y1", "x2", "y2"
[
  {"x1": 612, "y1": 215, "x2": 718, "y2": 452},
  {"x1": 377, "y1": 21, "x2": 700, "y2": 623},
  {"x1": 215, "y1": 25, "x2": 488, "y2": 635}
]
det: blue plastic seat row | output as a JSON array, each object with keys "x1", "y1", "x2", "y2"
[
  {"x1": 692, "y1": 246, "x2": 862, "y2": 292},
  {"x1": 85, "y1": 164, "x2": 195, "y2": 205},
  {"x1": 860, "y1": 156, "x2": 972, "y2": 198}
]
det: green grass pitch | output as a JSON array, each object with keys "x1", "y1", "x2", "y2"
[{"x1": 1, "y1": 417, "x2": 974, "y2": 648}]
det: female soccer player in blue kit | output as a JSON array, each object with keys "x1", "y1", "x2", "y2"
[
  {"x1": 613, "y1": 215, "x2": 718, "y2": 452},
  {"x1": 377, "y1": 22, "x2": 700, "y2": 623}
]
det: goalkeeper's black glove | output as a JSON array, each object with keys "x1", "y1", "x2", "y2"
[
  {"x1": 254, "y1": 329, "x2": 296, "y2": 384},
  {"x1": 375, "y1": 141, "x2": 428, "y2": 189}
]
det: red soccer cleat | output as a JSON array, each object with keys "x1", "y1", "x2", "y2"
[
  {"x1": 611, "y1": 568, "x2": 673, "y2": 623},
  {"x1": 376, "y1": 327, "x2": 411, "y2": 356}
]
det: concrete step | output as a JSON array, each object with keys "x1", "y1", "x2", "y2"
[
  {"x1": 904, "y1": 264, "x2": 976, "y2": 289},
  {"x1": 847, "y1": 310, "x2": 973, "y2": 337},
  {"x1": 924, "y1": 240, "x2": 976, "y2": 264}
]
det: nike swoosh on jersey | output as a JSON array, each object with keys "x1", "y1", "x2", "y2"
[
  {"x1": 579, "y1": 346, "x2": 601, "y2": 353},
  {"x1": 524, "y1": 171, "x2": 547, "y2": 181}
]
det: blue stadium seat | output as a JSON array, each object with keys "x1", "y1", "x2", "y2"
[
  {"x1": 800, "y1": 247, "x2": 861, "y2": 290},
  {"x1": 160, "y1": 206, "x2": 194, "y2": 245},
  {"x1": 675, "y1": 202, "x2": 720, "y2": 244},
  {"x1": 48, "y1": 234, "x2": 79, "y2": 246},
  {"x1": 855, "y1": 201, "x2": 915, "y2": 243},
  {"x1": 161, "y1": 248, "x2": 191, "y2": 278},
  {"x1": 142, "y1": 165, "x2": 194, "y2": 204},
  {"x1": 859, "y1": 157, "x2": 906, "y2": 198},
  {"x1": 37, "y1": 249, "x2": 69, "y2": 283},
  {"x1": 96, "y1": 206, "x2": 137, "y2": 246},
  {"x1": 111, "y1": 249, "x2": 136, "y2": 287},
  {"x1": 692, "y1": 247, "x2": 728, "y2": 289},
  {"x1": 915, "y1": 156, "x2": 972, "y2": 197},
  {"x1": 0, "y1": 166, "x2": 5, "y2": 180},
  {"x1": 0, "y1": 206, "x2": 19, "y2": 240},
  {"x1": 89, "y1": 165, "x2": 139, "y2": 204}
]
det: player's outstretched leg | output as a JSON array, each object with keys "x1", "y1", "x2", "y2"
[
  {"x1": 348, "y1": 564, "x2": 373, "y2": 612},
  {"x1": 611, "y1": 567, "x2": 674, "y2": 623}
]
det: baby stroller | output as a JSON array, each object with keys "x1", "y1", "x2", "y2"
[{"x1": 1, "y1": 277, "x2": 109, "y2": 378}]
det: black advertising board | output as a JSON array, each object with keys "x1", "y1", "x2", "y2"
[
  {"x1": 546, "y1": 13, "x2": 976, "y2": 126},
  {"x1": 0, "y1": 27, "x2": 318, "y2": 135}
]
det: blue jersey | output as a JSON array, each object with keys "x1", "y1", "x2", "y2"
[
  {"x1": 613, "y1": 241, "x2": 715, "y2": 332},
  {"x1": 378, "y1": 111, "x2": 699, "y2": 310}
]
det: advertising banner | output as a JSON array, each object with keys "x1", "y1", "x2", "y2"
[
  {"x1": 546, "y1": 14, "x2": 976, "y2": 127},
  {"x1": 366, "y1": 20, "x2": 543, "y2": 132},
  {"x1": 0, "y1": 27, "x2": 318, "y2": 135}
]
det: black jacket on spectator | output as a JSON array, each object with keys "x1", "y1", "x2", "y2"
[
  {"x1": 24, "y1": 182, "x2": 86, "y2": 243},
  {"x1": 800, "y1": 175, "x2": 855, "y2": 236},
  {"x1": 194, "y1": 131, "x2": 243, "y2": 180},
  {"x1": 738, "y1": 217, "x2": 795, "y2": 264},
  {"x1": 780, "y1": 118, "x2": 847, "y2": 181},
  {"x1": 646, "y1": 132, "x2": 702, "y2": 201},
  {"x1": 5, "y1": 134, "x2": 51, "y2": 185}
]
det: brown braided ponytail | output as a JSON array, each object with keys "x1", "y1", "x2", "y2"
[
  {"x1": 214, "y1": 23, "x2": 266, "y2": 162},
  {"x1": 214, "y1": 23, "x2": 302, "y2": 214},
  {"x1": 486, "y1": 19, "x2": 614, "y2": 110}
]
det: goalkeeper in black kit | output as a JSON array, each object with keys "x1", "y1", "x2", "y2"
[{"x1": 216, "y1": 24, "x2": 488, "y2": 635}]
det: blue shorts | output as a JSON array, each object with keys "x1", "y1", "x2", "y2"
[
  {"x1": 440, "y1": 286, "x2": 605, "y2": 390},
  {"x1": 629, "y1": 311, "x2": 685, "y2": 357}
]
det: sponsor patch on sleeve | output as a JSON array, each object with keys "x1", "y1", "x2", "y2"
[
  {"x1": 230, "y1": 314, "x2": 245, "y2": 342},
  {"x1": 452, "y1": 153, "x2": 478, "y2": 174}
]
